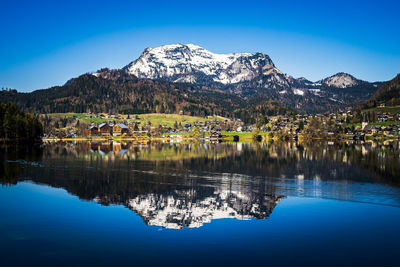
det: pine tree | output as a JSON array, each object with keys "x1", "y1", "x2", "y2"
[{"x1": 1, "y1": 103, "x2": 43, "y2": 141}]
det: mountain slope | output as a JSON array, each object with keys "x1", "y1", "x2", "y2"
[
  {"x1": 0, "y1": 69, "x2": 294, "y2": 121},
  {"x1": 224, "y1": 72, "x2": 383, "y2": 113},
  {"x1": 124, "y1": 43, "x2": 280, "y2": 85},
  {"x1": 320, "y1": 72, "x2": 360, "y2": 88},
  {"x1": 364, "y1": 74, "x2": 400, "y2": 107},
  {"x1": 1, "y1": 44, "x2": 386, "y2": 114},
  {"x1": 0, "y1": 69, "x2": 245, "y2": 116},
  {"x1": 123, "y1": 44, "x2": 383, "y2": 113}
]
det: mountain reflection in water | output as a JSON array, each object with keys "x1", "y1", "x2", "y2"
[{"x1": 1, "y1": 141, "x2": 400, "y2": 229}]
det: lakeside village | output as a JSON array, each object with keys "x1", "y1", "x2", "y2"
[{"x1": 42, "y1": 109, "x2": 400, "y2": 143}]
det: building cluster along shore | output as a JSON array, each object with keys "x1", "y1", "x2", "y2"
[{"x1": 38, "y1": 108, "x2": 400, "y2": 143}]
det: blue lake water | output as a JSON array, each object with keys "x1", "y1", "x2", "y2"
[{"x1": 1, "y1": 141, "x2": 400, "y2": 266}]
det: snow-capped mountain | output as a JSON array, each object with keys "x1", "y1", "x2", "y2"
[
  {"x1": 120, "y1": 44, "x2": 384, "y2": 112},
  {"x1": 0, "y1": 43, "x2": 381, "y2": 114},
  {"x1": 123, "y1": 43, "x2": 285, "y2": 85},
  {"x1": 85, "y1": 44, "x2": 385, "y2": 113},
  {"x1": 320, "y1": 72, "x2": 360, "y2": 88},
  {"x1": 123, "y1": 44, "x2": 369, "y2": 91}
]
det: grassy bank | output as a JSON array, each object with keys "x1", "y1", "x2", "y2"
[
  {"x1": 45, "y1": 113, "x2": 229, "y2": 127},
  {"x1": 362, "y1": 105, "x2": 400, "y2": 114}
]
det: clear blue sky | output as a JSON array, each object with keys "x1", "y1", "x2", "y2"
[{"x1": 1, "y1": 0, "x2": 399, "y2": 91}]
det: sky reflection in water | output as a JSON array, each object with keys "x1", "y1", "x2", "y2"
[{"x1": 1, "y1": 141, "x2": 400, "y2": 266}]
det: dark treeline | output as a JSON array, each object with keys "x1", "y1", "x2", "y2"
[
  {"x1": 0, "y1": 69, "x2": 293, "y2": 119},
  {"x1": 0, "y1": 143, "x2": 43, "y2": 184},
  {"x1": 0, "y1": 102, "x2": 43, "y2": 141},
  {"x1": 235, "y1": 99, "x2": 295, "y2": 124},
  {"x1": 0, "y1": 70, "x2": 241, "y2": 117}
]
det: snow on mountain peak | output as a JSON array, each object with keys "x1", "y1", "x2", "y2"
[
  {"x1": 322, "y1": 72, "x2": 359, "y2": 88},
  {"x1": 123, "y1": 43, "x2": 277, "y2": 84}
]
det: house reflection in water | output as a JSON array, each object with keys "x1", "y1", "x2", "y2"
[
  {"x1": 113, "y1": 142, "x2": 122, "y2": 155},
  {"x1": 3, "y1": 141, "x2": 400, "y2": 229},
  {"x1": 89, "y1": 141, "x2": 149, "y2": 156},
  {"x1": 89, "y1": 142, "x2": 112, "y2": 155}
]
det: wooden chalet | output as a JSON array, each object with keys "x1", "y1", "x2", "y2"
[
  {"x1": 98, "y1": 123, "x2": 112, "y2": 136},
  {"x1": 113, "y1": 123, "x2": 129, "y2": 136},
  {"x1": 88, "y1": 126, "x2": 98, "y2": 136}
]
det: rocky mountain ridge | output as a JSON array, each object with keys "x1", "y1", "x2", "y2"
[
  {"x1": 0, "y1": 44, "x2": 387, "y2": 114},
  {"x1": 121, "y1": 44, "x2": 384, "y2": 112}
]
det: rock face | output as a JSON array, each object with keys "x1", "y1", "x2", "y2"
[
  {"x1": 320, "y1": 72, "x2": 360, "y2": 88},
  {"x1": 123, "y1": 43, "x2": 285, "y2": 86},
  {"x1": 1, "y1": 43, "x2": 386, "y2": 114},
  {"x1": 122, "y1": 44, "x2": 383, "y2": 113}
]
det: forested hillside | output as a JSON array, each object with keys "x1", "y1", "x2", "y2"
[
  {"x1": 0, "y1": 103, "x2": 43, "y2": 141},
  {"x1": 364, "y1": 74, "x2": 400, "y2": 108},
  {"x1": 0, "y1": 69, "x2": 293, "y2": 121}
]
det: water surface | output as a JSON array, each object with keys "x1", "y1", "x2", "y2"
[{"x1": 1, "y1": 141, "x2": 400, "y2": 266}]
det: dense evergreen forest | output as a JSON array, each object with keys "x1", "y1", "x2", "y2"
[
  {"x1": 0, "y1": 69, "x2": 294, "y2": 122},
  {"x1": 234, "y1": 99, "x2": 295, "y2": 124},
  {"x1": 0, "y1": 103, "x2": 43, "y2": 142},
  {"x1": 0, "y1": 70, "x2": 240, "y2": 116},
  {"x1": 363, "y1": 74, "x2": 400, "y2": 108}
]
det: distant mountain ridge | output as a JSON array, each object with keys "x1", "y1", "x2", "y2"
[
  {"x1": 121, "y1": 44, "x2": 384, "y2": 113},
  {"x1": 0, "y1": 43, "x2": 388, "y2": 114}
]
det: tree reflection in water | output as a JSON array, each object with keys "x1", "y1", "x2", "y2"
[{"x1": 1, "y1": 141, "x2": 400, "y2": 228}]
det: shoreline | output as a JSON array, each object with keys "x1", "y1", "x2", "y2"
[{"x1": 40, "y1": 134, "x2": 400, "y2": 144}]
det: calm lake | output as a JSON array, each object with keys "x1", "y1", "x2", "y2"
[{"x1": 1, "y1": 141, "x2": 400, "y2": 266}]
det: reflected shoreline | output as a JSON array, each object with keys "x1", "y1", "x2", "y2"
[{"x1": 1, "y1": 141, "x2": 400, "y2": 229}]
